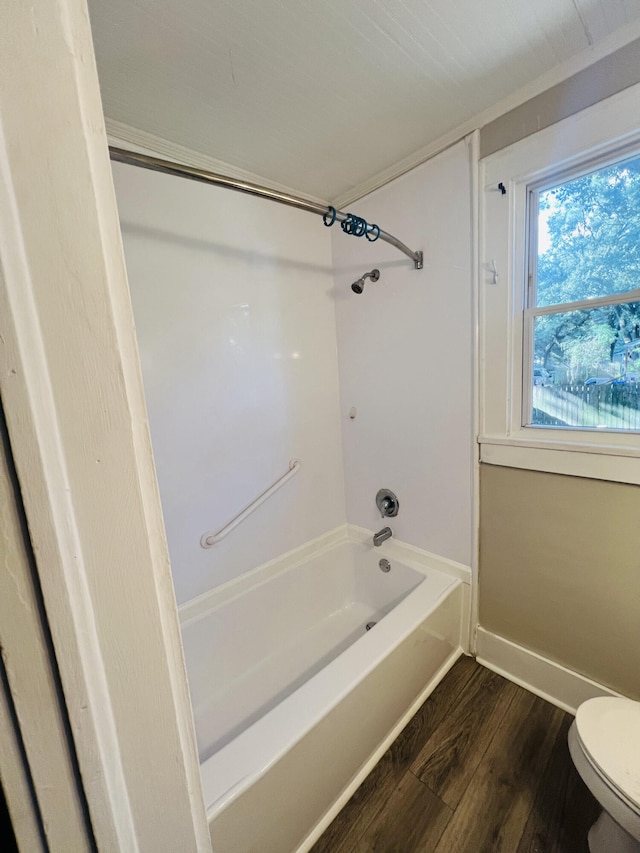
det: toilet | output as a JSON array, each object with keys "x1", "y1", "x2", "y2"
[{"x1": 568, "y1": 697, "x2": 640, "y2": 853}]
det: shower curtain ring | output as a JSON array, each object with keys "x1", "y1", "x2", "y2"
[
  {"x1": 353, "y1": 216, "x2": 368, "y2": 237},
  {"x1": 323, "y1": 206, "x2": 336, "y2": 227}
]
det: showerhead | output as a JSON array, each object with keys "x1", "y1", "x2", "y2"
[{"x1": 350, "y1": 268, "x2": 380, "y2": 294}]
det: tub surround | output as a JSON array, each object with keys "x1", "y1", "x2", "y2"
[
  {"x1": 112, "y1": 159, "x2": 346, "y2": 604},
  {"x1": 113, "y1": 131, "x2": 475, "y2": 853},
  {"x1": 333, "y1": 140, "x2": 474, "y2": 570}
]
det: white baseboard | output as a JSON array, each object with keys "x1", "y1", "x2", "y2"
[{"x1": 476, "y1": 628, "x2": 621, "y2": 715}]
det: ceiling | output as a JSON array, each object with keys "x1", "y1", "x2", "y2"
[{"x1": 88, "y1": 0, "x2": 640, "y2": 205}]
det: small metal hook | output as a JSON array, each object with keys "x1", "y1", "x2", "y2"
[{"x1": 490, "y1": 260, "x2": 499, "y2": 284}]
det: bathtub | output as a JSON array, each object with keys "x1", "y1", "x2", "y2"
[{"x1": 180, "y1": 531, "x2": 467, "y2": 852}]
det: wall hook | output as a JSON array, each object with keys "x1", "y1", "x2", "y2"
[{"x1": 490, "y1": 260, "x2": 499, "y2": 285}]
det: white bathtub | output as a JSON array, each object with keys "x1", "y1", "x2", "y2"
[{"x1": 180, "y1": 532, "x2": 467, "y2": 852}]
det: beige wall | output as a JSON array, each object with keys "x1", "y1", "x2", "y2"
[
  {"x1": 479, "y1": 464, "x2": 640, "y2": 699},
  {"x1": 480, "y1": 36, "x2": 640, "y2": 158}
]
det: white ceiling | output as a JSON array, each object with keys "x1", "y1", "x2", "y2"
[{"x1": 88, "y1": 0, "x2": 640, "y2": 205}]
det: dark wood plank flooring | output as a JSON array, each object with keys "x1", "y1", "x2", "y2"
[{"x1": 311, "y1": 657, "x2": 599, "y2": 853}]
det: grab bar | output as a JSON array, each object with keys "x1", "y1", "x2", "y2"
[{"x1": 200, "y1": 459, "x2": 300, "y2": 548}]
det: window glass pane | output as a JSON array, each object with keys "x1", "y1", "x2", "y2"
[
  {"x1": 529, "y1": 303, "x2": 640, "y2": 429},
  {"x1": 536, "y1": 154, "x2": 640, "y2": 308}
]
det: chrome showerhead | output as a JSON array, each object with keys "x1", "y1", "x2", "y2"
[{"x1": 350, "y1": 268, "x2": 380, "y2": 294}]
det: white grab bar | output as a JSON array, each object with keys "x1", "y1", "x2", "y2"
[{"x1": 200, "y1": 459, "x2": 300, "y2": 548}]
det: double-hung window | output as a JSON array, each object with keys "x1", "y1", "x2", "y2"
[
  {"x1": 480, "y1": 81, "x2": 640, "y2": 484},
  {"x1": 524, "y1": 154, "x2": 640, "y2": 432}
]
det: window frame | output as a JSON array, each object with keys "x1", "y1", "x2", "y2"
[
  {"x1": 522, "y1": 156, "x2": 640, "y2": 430},
  {"x1": 480, "y1": 81, "x2": 640, "y2": 485}
]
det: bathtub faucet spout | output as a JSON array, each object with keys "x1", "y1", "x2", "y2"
[{"x1": 373, "y1": 527, "x2": 392, "y2": 547}]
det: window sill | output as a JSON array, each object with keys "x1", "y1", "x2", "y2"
[{"x1": 479, "y1": 434, "x2": 640, "y2": 485}]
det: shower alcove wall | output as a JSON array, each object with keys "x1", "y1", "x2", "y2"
[{"x1": 112, "y1": 136, "x2": 474, "y2": 850}]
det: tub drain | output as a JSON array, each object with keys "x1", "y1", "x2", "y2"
[{"x1": 365, "y1": 621, "x2": 377, "y2": 631}]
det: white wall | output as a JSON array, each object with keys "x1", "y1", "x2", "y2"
[
  {"x1": 112, "y1": 162, "x2": 346, "y2": 603},
  {"x1": 333, "y1": 140, "x2": 474, "y2": 568}
]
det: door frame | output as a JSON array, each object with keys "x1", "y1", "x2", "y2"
[
  {"x1": 0, "y1": 2, "x2": 210, "y2": 849},
  {"x1": 0, "y1": 403, "x2": 91, "y2": 851}
]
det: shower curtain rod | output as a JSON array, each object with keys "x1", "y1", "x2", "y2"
[{"x1": 109, "y1": 146, "x2": 423, "y2": 269}]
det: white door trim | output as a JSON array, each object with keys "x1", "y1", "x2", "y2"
[{"x1": 0, "y1": 2, "x2": 210, "y2": 849}]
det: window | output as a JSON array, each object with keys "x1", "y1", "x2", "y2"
[
  {"x1": 480, "y1": 81, "x2": 640, "y2": 484},
  {"x1": 525, "y1": 154, "x2": 640, "y2": 431}
]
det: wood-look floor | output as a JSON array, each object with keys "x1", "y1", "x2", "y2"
[{"x1": 311, "y1": 657, "x2": 600, "y2": 853}]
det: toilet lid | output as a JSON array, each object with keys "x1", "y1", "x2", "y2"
[{"x1": 575, "y1": 697, "x2": 640, "y2": 810}]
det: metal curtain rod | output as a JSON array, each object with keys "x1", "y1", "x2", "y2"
[{"x1": 109, "y1": 146, "x2": 423, "y2": 269}]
